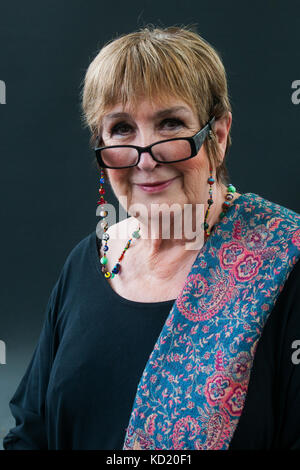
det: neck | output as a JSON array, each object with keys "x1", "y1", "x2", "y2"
[
  {"x1": 124, "y1": 184, "x2": 241, "y2": 281},
  {"x1": 132, "y1": 182, "x2": 231, "y2": 255}
]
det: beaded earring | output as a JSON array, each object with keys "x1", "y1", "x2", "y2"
[
  {"x1": 203, "y1": 128, "x2": 237, "y2": 238},
  {"x1": 203, "y1": 167, "x2": 237, "y2": 238}
]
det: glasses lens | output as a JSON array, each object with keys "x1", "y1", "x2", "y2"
[
  {"x1": 99, "y1": 139, "x2": 192, "y2": 168},
  {"x1": 101, "y1": 147, "x2": 139, "y2": 168},
  {"x1": 152, "y1": 139, "x2": 191, "y2": 162}
]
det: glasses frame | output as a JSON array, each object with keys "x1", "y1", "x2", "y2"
[{"x1": 94, "y1": 116, "x2": 216, "y2": 169}]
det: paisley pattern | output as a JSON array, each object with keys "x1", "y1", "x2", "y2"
[{"x1": 123, "y1": 193, "x2": 300, "y2": 450}]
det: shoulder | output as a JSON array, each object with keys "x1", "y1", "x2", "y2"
[
  {"x1": 276, "y1": 258, "x2": 300, "y2": 312},
  {"x1": 237, "y1": 192, "x2": 300, "y2": 256},
  {"x1": 278, "y1": 258, "x2": 300, "y2": 313},
  {"x1": 239, "y1": 192, "x2": 300, "y2": 226},
  {"x1": 52, "y1": 231, "x2": 96, "y2": 291},
  {"x1": 63, "y1": 231, "x2": 95, "y2": 267}
]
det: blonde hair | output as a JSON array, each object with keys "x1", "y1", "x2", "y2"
[{"x1": 80, "y1": 24, "x2": 232, "y2": 184}]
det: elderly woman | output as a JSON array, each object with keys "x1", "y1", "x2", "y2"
[{"x1": 3, "y1": 26, "x2": 300, "y2": 451}]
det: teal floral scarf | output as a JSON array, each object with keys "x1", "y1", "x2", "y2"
[{"x1": 123, "y1": 192, "x2": 300, "y2": 450}]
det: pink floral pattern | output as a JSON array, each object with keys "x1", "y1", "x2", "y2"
[{"x1": 123, "y1": 193, "x2": 300, "y2": 450}]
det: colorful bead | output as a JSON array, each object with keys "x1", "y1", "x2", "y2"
[
  {"x1": 97, "y1": 198, "x2": 107, "y2": 205},
  {"x1": 100, "y1": 210, "x2": 108, "y2": 217},
  {"x1": 102, "y1": 233, "x2": 109, "y2": 241},
  {"x1": 100, "y1": 178, "x2": 105, "y2": 184},
  {"x1": 99, "y1": 188, "x2": 105, "y2": 194},
  {"x1": 100, "y1": 256, "x2": 108, "y2": 265},
  {"x1": 207, "y1": 177, "x2": 215, "y2": 185},
  {"x1": 227, "y1": 184, "x2": 236, "y2": 193},
  {"x1": 104, "y1": 272, "x2": 111, "y2": 279},
  {"x1": 112, "y1": 263, "x2": 121, "y2": 274},
  {"x1": 103, "y1": 245, "x2": 108, "y2": 252},
  {"x1": 132, "y1": 230, "x2": 140, "y2": 239}
]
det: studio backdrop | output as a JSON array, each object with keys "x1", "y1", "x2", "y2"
[{"x1": 0, "y1": 0, "x2": 299, "y2": 449}]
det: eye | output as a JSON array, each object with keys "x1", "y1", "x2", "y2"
[
  {"x1": 110, "y1": 122, "x2": 132, "y2": 135},
  {"x1": 160, "y1": 118, "x2": 184, "y2": 129},
  {"x1": 109, "y1": 117, "x2": 184, "y2": 136}
]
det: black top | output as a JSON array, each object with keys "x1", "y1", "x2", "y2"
[{"x1": 3, "y1": 231, "x2": 300, "y2": 450}]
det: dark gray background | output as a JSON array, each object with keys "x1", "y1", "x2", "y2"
[{"x1": 0, "y1": 0, "x2": 299, "y2": 449}]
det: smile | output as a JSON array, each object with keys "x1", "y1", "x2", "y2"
[{"x1": 134, "y1": 176, "x2": 179, "y2": 193}]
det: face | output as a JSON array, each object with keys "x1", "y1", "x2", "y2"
[{"x1": 100, "y1": 96, "x2": 227, "y2": 223}]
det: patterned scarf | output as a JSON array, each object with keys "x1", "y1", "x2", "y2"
[{"x1": 123, "y1": 192, "x2": 300, "y2": 450}]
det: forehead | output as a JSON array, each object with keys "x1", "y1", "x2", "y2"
[{"x1": 102, "y1": 97, "x2": 195, "y2": 123}]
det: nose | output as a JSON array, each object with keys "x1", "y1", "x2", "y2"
[
  {"x1": 136, "y1": 147, "x2": 160, "y2": 171},
  {"x1": 134, "y1": 132, "x2": 160, "y2": 170}
]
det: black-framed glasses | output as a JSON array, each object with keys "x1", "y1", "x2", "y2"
[{"x1": 94, "y1": 116, "x2": 216, "y2": 169}]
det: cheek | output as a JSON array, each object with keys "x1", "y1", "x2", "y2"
[
  {"x1": 175, "y1": 153, "x2": 208, "y2": 177},
  {"x1": 107, "y1": 169, "x2": 131, "y2": 189}
]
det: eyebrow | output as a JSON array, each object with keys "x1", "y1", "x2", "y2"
[{"x1": 103, "y1": 106, "x2": 191, "y2": 122}]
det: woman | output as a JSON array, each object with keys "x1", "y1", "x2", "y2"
[{"x1": 3, "y1": 25, "x2": 300, "y2": 450}]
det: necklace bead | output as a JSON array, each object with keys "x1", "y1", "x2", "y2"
[
  {"x1": 203, "y1": 183, "x2": 236, "y2": 238},
  {"x1": 132, "y1": 230, "x2": 141, "y2": 239}
]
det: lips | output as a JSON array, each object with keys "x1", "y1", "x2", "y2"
[
  {"x1": 135, "y1": 176, "x2": 178, "y2": 186},
  {"x1": 134, "y1": 176, "x2": 179, "y2": 193}
]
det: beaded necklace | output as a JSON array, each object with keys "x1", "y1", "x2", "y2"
[{"x1": 97, "y1": 168, "x2": 237, "y2": 280}]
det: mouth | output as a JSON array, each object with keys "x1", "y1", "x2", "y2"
[{"x1": 134, "y1": 176, "x2": 179, "y2": 193}]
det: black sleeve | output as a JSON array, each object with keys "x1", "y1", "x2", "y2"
[
  {"x1": 229, "y1": 259, "x2": 300, "y2": 449},
  {"x1": 273, "y1": 259, "x2": 300, "y2": 449},
  {"x1": 2, "y1": 282, "x2": 59, "y2": 450}
]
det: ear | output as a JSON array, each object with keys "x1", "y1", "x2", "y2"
[{"x1": 213, "y1": 112, "x2": 232, "y2": 161}]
